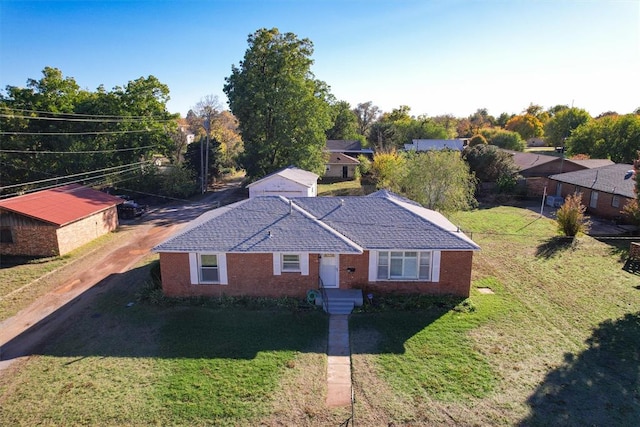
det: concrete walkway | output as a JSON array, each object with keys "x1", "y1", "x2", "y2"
[{"x1": 326, "y1": 314, "x2": 352, "y2": 407}]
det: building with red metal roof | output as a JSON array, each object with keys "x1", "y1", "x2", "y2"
[{"x1": 0, "y1": 184, "x2": 123, "y2": 257}]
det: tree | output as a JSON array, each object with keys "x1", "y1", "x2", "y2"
[
  {"x1": 353, "y1": 101, "x2": 380, "y2": 137},
  {"x1": 556, "y1": 193, "x2": 590, "y2": 237},
  {"x1": 0, "y1": 67, "x2": 177, "y2": 192},
  {"x1": 544, "y1": 107, "x2": 591, "y2": 147},
  {"x1": 468, "y1": 134, "x2": 488, "y2": 146},
  {"x1": 370, "y1": 151, "x2": 405, "y2": 190},
  {"x1": 567, "y1": 114, "x2": 640, "y2": 163},
  {"x1": 505, "y1": 114, "x2": 544, "y2": 140},
  {"x1": 326, "y1": 100, "x2": 360, "y2": 141},
  {"x1": 480, "y1": 128, "x2": 526, "y2": 151},
  {"x1": 224, "y1": 28, "x2": 332, "y2": 179},
  {"x1": 400, "y1": 151, "x2": 477, "y2": 212},
  {"x1": 463, "y1": 144, "x2": 519, "y2": 182}
]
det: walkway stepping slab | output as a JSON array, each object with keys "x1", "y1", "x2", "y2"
[{"x1": 326, "y1": 314, "x2": 352, "y2": 407}]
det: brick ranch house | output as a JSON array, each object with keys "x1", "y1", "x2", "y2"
[
  {"x1": 0, "y1": 184, "x2": 123, "y2": 257},
  {"x1": 153, "y1": 190, "x2": 480, "y2": 307},
  {"x1": 547, "y1": 163, "x2": 636, "y2": 221}
]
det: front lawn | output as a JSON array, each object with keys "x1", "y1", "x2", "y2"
[{"x1": 1, "y1": 205, "x2": 639, "y2": 425}]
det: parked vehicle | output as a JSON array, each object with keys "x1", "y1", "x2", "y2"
[{"x1": 116, "y1": 196, "x2": 147, "y2": 219}]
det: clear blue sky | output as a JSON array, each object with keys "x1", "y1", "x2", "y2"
[{"x1": 1, "y1": 0, "x2": 639, "y2": 118}]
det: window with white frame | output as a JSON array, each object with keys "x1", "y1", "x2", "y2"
[
  {"x1": 612, "y1": 195, "x2": 620, "y2": 208},
  {"x1": 377, "y1": 251, "x2": 431, "y2": 280},
  {"x1": 281, "y1": 254, "x2": 301, "y2": 272},
  {"x1": 199, "y1": 254, "x2": 219, "y2": 283}
]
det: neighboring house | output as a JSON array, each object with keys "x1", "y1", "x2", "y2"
[
  {"x1": 404, "y1": 139, "x2": 468, "y2": 152},
  {"x1": 325, "y1": 153, "x2": 360, "y2": 180},
  {"x1": 325, "y1": 140, "x2": 374, "y2": 159},
  {"x1": 547, "y1": 164, "x2": 636, "y2": 221},
  {"x1": 247, "y1": 166, "x2": 319, "y2": 198},
  {"x1": 506, "y1": 150, "x2": 615, "y2": 196},
  {"x1": 0, "y1": 184, "x2": 123, "y2": 257},
  {"x1": 153, "y1": 190, "x2": 480, "y2": 308}
]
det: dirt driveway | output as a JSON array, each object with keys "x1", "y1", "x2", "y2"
[{"x1": 0, "y1": 185, "x2": 244, "y2": 370}]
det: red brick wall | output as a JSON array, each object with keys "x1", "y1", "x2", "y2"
[
  {"x1": 160, "y1": 250, "x2": 474, "y2": 298},
  {"x1": 338, "y1": 251, "x2": 472, "y2": 298},
  {"x1": 0, "y1": 224, "x2": 59, "y2": 256},
  {"x1": 550, "y1": 180, "x2": 633, "y2": 221},
  {"x1": 160, "y1": 252, "x2": 320, "y2": 298}
]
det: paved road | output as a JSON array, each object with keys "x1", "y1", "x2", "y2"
[{"x1": 0, "y1": 185, "x2": 243, "y2": 369}]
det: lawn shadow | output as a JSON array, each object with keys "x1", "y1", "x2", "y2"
[
  {"x1": 349, "y1": 296, "x2": 467, "y2": 354},
  {"x1": 520, "y1": 312, "x2": 640, "y2": 426},
  {"x1": 535, "y1": 236, "x2": 575, "y2": 259}
]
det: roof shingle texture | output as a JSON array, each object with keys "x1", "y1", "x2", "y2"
[
  {"x1": 155, "y1": 191, "x2": 479, "y2": 254},
  {"x1": 549, "y1": 164, "x2": 636, "y2": 198},
  {"x1": 0, "y1": 184, "x2": 123, "y2": 226}
]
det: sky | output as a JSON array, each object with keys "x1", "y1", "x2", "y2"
[{"x1": 1, "y1": 0, "x2": 639, "y2": 119}]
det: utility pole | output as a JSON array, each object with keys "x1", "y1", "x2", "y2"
[{"x1": 204, "y1": 113, "x2": 211, "y2": 194}]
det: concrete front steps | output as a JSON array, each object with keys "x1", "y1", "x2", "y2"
[{"x1": 315, "y1": 289, "x2": 363, "y2": 315}]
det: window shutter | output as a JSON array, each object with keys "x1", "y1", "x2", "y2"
[
  {"x1": 300, "y1": 253, "x2": 309, "y2": 276},
  {"x1": 432, "y1": 251, "x2": 441, "y2": 282},
  {"x1": 368, "y1": 251, "x2": 378, "y2": 282},
  {"x1": 218, "y1": 253, "x2": 228, "y2": 284},
  {"x1": 189, "y1": 253, "x2": 199, "y2": 285},
  {"x1": 273, "y1": 253, "x2": 281, "y2": 275}
]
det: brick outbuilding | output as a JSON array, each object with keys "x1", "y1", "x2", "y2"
[{"x1": 0, "y1": 184, "x2": 123, "y2": 257}]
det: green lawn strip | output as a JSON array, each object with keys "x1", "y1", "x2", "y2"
[
  {"x1": 155, "y1": 308, "x2": 326, "y2": 424},
  {"x1": 317, "y1": 179, "x2": 366, "y2": 196},
  {"x1": 351, "y1": 289, "x2": 508, "y2": 402},
  {"x1": 0, "y1": 293, "x2": 328, "y2": 425}
]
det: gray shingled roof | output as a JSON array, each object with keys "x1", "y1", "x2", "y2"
[
  {"x1": 295, "y1": 193, "x2": 478, "y2": 250},
  {"x1": 549, "y1": 164, "x2": 636, "y2": 198},
  {"x1": 326, "y1": 140, "x2": 362, "y2": 152},
  {"x1": 154, "y1": 197, "x2": 362, "y2": 253},
  {"x1": 155, "y1": 192, "x2": 479, "y2": 254}
]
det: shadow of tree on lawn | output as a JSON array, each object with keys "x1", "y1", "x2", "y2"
[
  {"x1": 535, "y1": 236, "x2": 575, "y2": 259},
  {"x1": 520, "y1": 313, "x2": 640, "y2": 426}
]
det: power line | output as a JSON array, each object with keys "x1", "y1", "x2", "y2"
[
  {"x1": 0, "y1": 113, "x2": 176, "y2": 124},
  {"x1": 0, "y1": 161, "x2": 151, "y2": 191},
  {"x1": 0, "y1": 164, "x2": 147, "y2": 198},
  {"x1": 0, "y1": 145, "x2": 155, "y2": 154},
  {"x1": 0, "y1": 129, "x2": 154, "y2": 136},
  {"x1": 1, "y1": 107, "x2": 175, "y2": 121}
]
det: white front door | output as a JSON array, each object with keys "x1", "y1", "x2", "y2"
[{"x1": 319, "y1": 254, "x2": 339, "y2": 288}]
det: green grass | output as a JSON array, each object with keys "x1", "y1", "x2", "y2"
[
  {"x1": 317, "y1": 178, "x2": 373, "y2": 196},
  {"x1": 0, "y1": 273, "x2": 328, "y2": 425}
]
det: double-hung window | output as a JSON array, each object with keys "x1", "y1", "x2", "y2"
[
  {"x1": 281, "y1": 254, "x2": 301, "y2": 272},
  {"x1": 377, "y1": 251, "x2": 431, "y2": 280},
  {"x1": 199, "y1": 254, "x2": 219, "y2": 283}
]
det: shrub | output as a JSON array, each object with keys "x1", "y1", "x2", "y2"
[{"x1": 556, "y1": 193, "x2": 591, "y2": 236}]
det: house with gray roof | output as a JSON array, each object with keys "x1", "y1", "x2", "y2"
[
  {"x1": 154, "y1": 190, "x2": 479, "y2": 310},
  {"x1": 548, "y1": 163, "x2": 636, "y2": 221}
]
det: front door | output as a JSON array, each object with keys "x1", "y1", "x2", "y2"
[{"x1": 319, "y1": 254, "x2": 339, "y2": 288}]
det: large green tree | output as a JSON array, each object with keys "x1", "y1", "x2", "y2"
[
  {"x1": 326, "y1": 100, "x2": 360, "y2": 141},
  {"x1": 543, "y1": 107, "x2": 591, "y2": 147},
  {"x1": 567, "y1": 114, "x2": 640, "y2": 163},
  {"x1": 223, "y1": 28, "x2": 332, "y2": 179},
  {"x1": 0, "y1": 67, "x2": 177, "y2": 192}
]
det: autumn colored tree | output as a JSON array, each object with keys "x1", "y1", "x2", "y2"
[{"x1": 505, "y1": 113, "x2": 544, "y2": 140}]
